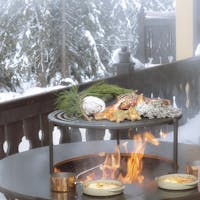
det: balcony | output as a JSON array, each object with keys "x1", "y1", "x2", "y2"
[{"x1": 1, "y1": 57, "x2": 200, "y2": 199}]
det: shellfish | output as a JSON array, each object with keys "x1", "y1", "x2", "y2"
[{"x1": 81, "y1": 96, "x2": 106, "y2": 116}]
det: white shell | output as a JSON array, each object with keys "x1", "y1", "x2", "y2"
[{"x1": 82, "y1": 96, "x2": 105, "y2": 115}]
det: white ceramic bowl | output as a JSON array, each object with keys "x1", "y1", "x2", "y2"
[
  {"x1": 155, "y1": 173, "x2": 198, "y2": 190},
  {"x1": 82, "y1": 179, "x2": 125, "y2": 196}
]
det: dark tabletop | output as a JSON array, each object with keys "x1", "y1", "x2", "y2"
[{"x1": 0, "y1": 140, "x2": 199, "y2": 200}]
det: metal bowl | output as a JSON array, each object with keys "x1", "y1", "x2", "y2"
[{"x1": 50, "y1": 172, "x2": 76, "y2": 192}]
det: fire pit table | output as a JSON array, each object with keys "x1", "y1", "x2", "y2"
[
  {"x1": 48, "y1": 110, "x2": 181, "y2": 174},
  {"x1": 0, "y1": 141, "x2": 199, "y2": 200}
]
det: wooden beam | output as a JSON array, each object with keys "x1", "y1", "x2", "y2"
[{"x1": 176, "y1": 0, "x2": 194, "y2": 60}]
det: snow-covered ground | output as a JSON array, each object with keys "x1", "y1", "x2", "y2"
[
  {"x1": 0, "y1": 85, "x2": 66, "y2": 102},
  {"x1": 0, "y1": 77, "x2": 78, "y2": 102}
]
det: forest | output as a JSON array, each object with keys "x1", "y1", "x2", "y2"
[{"x1": 0, "y1": 0, "x2": 174, "y2": 92}]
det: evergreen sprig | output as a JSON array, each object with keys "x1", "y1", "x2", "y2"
[
  {"x1": 79, "y1": 81, "x2": 132, "y2": 101},
  {"x1": 56, "y1": 86, "x2": 83, "y2": 118}
]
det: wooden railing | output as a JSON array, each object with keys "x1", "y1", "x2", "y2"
[
  {"x1": 136, "y1": 10, "x2": 176, "y2": 64},
  {"x1": 133, "y1": 56, "x2": 200, "y2": 124},
  {"x1": 1, "y1": 56, "x2": 200, "y2": 159},
  {"x1": 0, "y1": 88, "x2": 59, "y2": 158},
  {"x1": 0, "y1": 74, "x2": 131, "y2": 159}
]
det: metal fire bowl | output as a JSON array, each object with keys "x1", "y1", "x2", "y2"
[
  {"x1": 54, "y1": 153, "x2": 174, "y2": 182},
  {"x1": 53, "y1": 154, "x2": 197, "y2": 199}
]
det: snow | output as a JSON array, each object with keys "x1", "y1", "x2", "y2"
[
  {"x1": 195, "y1": 44, "x2": 200, "y2": 56},
  {"x1": 84, "y1": 30, "x2": 107, "y2": 77},
  {"x1": 25, "y1": 28, "x2": 31, "y2": 38},
  {"x1": 0, "y1": 193, "x2": 5, "y2": 200},
  {"x1": 133, "y1": 1, "x2": 142, "y2": 11},
  {"x1": 0, "y1": 82, "x2": 67, "y2": 102},
  {"x1": 0, "y1": 92, "x2": 21, "y2": 102},
  {"x1": 111, "y1": 48, "x2": 145, "y2": 70},
  {"x1": 84, "y1": 30, "x2": 95, "y2": 47},
  {"x1": 22, "y1": 86, "x2": 64, "y2": 96},
  {"x1": 0, "y1": 75, "x2": 79, "y2": 102},
  {"x1": 145, "y1": 11, "x2": 175, "y2": 19},
  {"x1": 160, "y1": 112, "x2": 200, "y2": 145},
  {"x1": 121, "y1": 0, "x2": 128, "y2": 11},
  {"x1": 111, "y1": 48, "x2": 124, "y2": 64}
]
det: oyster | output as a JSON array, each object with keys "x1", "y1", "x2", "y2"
[{"x1": 81, "y1": 96, "x2": 106, "y2": 116}]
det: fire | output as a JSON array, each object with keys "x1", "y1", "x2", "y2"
[
  {"x1": 160, "y1": 129, "x2": 167, "y2": 139},
  {"x1": 86, "y1": 172, "x2": 96, "y2": 182},
  {"x1": 54, "y1": 167, "x2": 61, "y2": 173},
  {"x1": 136, "y1": 94, "x2": 145, "y2": 106},
  {"x1": 100, "y1": 144, "x2": 121, "y2": 179},
  {"x1": 99, "y1": 131, "x2": 159, "y2": 184},
  {"x1": 119, "y1": 132, "x2": 159, "y2": 183}
]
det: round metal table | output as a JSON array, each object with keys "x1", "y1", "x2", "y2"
[{"x1": 0, "y1": 141, "x2": 199, "y2": 200}]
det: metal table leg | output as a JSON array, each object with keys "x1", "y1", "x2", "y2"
[
  {"x1": 49, "y1": 122, "x2": 54, "y2": 174},
  {"x1": 173, "y1": 118, "x2": 179, "y2": 172},
  {"x1": 116, "y1": 130, "x2": 120, "y2": 146}
]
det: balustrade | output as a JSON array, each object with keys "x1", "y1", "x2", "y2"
[{"x1": 0, "y1": 56, "x2": 200, "y2": 160}]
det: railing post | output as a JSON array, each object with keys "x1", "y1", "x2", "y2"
[
  {"x1": 114, "y1": 46, "x2": 134, "y2": 88},
  {"x1": 136, "y1": 7, "x2": 146, "y2": 63},
  {"x1": 116, "y1": 46, "x2": 134, "y2": 75}
]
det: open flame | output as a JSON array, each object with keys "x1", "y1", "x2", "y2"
[
  {"x1": 54, "y1": 167, "x2": 61, "y2": 173},
  {"x1": 98, "y1": 131, "x2": 159, "y2": 184},
  {"x1": 54, "y1": 131, "x2": 160, "y2": 184},
  {"x1": 159, "y1": 129, "x2": 167, "y2": 139},
  {"x1": 100, "y1": 144, "x2": 121, "y2": 180}
]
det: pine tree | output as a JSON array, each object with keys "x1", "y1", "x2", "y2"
[{"x1": 0, "y1": 0, "x2": 175, "y2": 91}]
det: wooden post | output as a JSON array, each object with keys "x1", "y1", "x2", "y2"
[
  {"x1": 116, "y1": 47, "x2": 133, "y2": 75},
  {"x1": 176, "y1": 0, "x2": 194, "y2": 60},
  {"x1": 136, "y1": 7, "x2": 146, "y2": 63}
]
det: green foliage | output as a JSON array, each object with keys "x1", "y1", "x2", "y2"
[
  {"x1": 80, "y1": 81, "x2": 132, "y2": 101},
  {"x1": 56, "y1": 87, "x2": 83, "y2": 118}
]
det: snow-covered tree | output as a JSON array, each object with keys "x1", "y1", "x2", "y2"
[
  {"x1": 0, "y1": 0, "x2": 61, "y2": 89},
  {"x1": 61, "y1": 0, "x2": 107, "y2": 82},
  {"x1": 0, "y1": 0, "x2": 175, "y2": 91}
]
